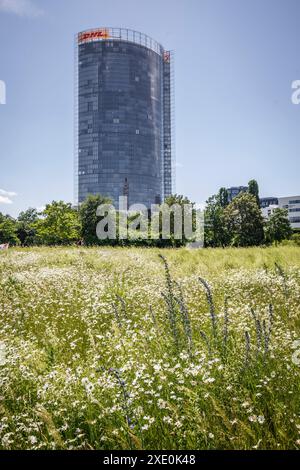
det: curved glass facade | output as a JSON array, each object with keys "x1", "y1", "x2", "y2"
[{"x1": 75, "y1": 28, "x2": 174, "y2": 208}]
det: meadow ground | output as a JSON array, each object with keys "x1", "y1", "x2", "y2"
[{"x1": 0, "y1": 245, "x2": 300, "y2": 450}]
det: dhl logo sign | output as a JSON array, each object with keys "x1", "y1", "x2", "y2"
[{"x1": 78, "y1": 29, "x2": 110, "y2": 44}]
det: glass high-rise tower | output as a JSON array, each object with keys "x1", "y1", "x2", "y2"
[{"x1": 75, "y1": 28, "x2": 175, "y2": 208}]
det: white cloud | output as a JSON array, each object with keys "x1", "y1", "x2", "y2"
[
  {"x1": 0, "y1": 195, "x2": 13, "y2": 204},
  {"x1": 0, "y1": 189, "x2": 17, "y2": 197},
  {"x1": 0, "y1": 0, "x2": 43, "y2": 18},
  {"x1": 0, "y1": 189, "x2": 17, "y2": 205}
]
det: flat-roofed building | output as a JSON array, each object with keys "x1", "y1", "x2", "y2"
[{"x1": 278, "y1": 196, "x2": 300, "y2": 230}]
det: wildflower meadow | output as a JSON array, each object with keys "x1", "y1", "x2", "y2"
[{"x1": 0, "y1": 246, "x2": 300, "y2": 450}]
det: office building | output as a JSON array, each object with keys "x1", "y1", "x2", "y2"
[
  {"x1": 260, "y1": 197, "x2": 278, "y2": 209},
  {"x1": 75, "y1": 27, "x2": 175, "y2": 208},
  {"x1": 260, "y1": 195, "x2": 300, "y2": 230},
  {"x1": 227, "y1": 186, "x2": 248, "y2": 202},
  {"x1": 278, "y1": 196, "x2": 300, "y2": 230}
]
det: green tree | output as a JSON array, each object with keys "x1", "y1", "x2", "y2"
[
  {"x1": 204, "y1": 193, "x2": 230, "y2": 247},
  {"x1": 159, "y1": 194, "x2": 196, "y2": 247},
  {"x1": 224, "y1": 192, "x2": 264, "y2": 247},
  {"x1": 0, "y1": 213, "x2": 19, "y2": 245},
  {"x1": 79, "y1": 194, "x2": 113, "y2": 246},
  {"x1": 248, "y1": 179, "x2": 260, "y2": 206},
  {"x1": 291, "y1": 233, "x2": 300, "y2": 246},
  {"x1": 218, "y1": 187, "x2": 229, "y2": 208},
  {"x1": 34, "y1": 201, "x2": 80, "y2": 245},
  {"x1": 264, "y1": 208, "x2": 292, "y2": 244},
  {"x1": 17, "y1": 208, "x2": 39, "y2": 246}
]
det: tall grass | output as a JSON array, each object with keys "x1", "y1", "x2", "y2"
[{"x1": 0, "y1": 246, "x2": 299, "y2": 450}]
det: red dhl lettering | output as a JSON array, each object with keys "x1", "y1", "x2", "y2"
[
  {"x1": 78, "y1": 30, "x2": 110, "y2": 43},
  {"x1": 164, "y1": 52, "x2": 170, "y2": 63}
]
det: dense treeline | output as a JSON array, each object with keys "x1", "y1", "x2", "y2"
[
  {"x1": 0, "y1": 180, "x2": 298, "y2": 248},
  {"x1": 204, "y1": 180, "x2": 295, "y2": 247}
]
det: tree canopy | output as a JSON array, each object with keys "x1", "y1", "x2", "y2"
[
  {"x1": 34, "y1": 201, "x2": 80, "y2": 246},
  {"x1": 79, "y1": 194, "x2": 113, "y2": 246},
  {"x1": 0, "y1": 185, "x2": 296, "y2": 248},
  {"x1": 248, "y1": 179, "x2": 260, "y2": 206},
  {"x1": 0, "y1": 213, "x2": 19, "y2": 245},
  {"x1": 264, "y1": 208, "x2": 292, "y2": 244},
  {"x1": 224, "y1": 192, "x2": 265, "y2": 247}
]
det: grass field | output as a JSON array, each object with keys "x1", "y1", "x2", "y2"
[{"x1": 0, "y1": 245, "x2": 300, "y2": 450}]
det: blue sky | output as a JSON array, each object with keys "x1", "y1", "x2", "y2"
[{"x1": 0, "y1": 0, "x2": 299, "y2": 217}]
